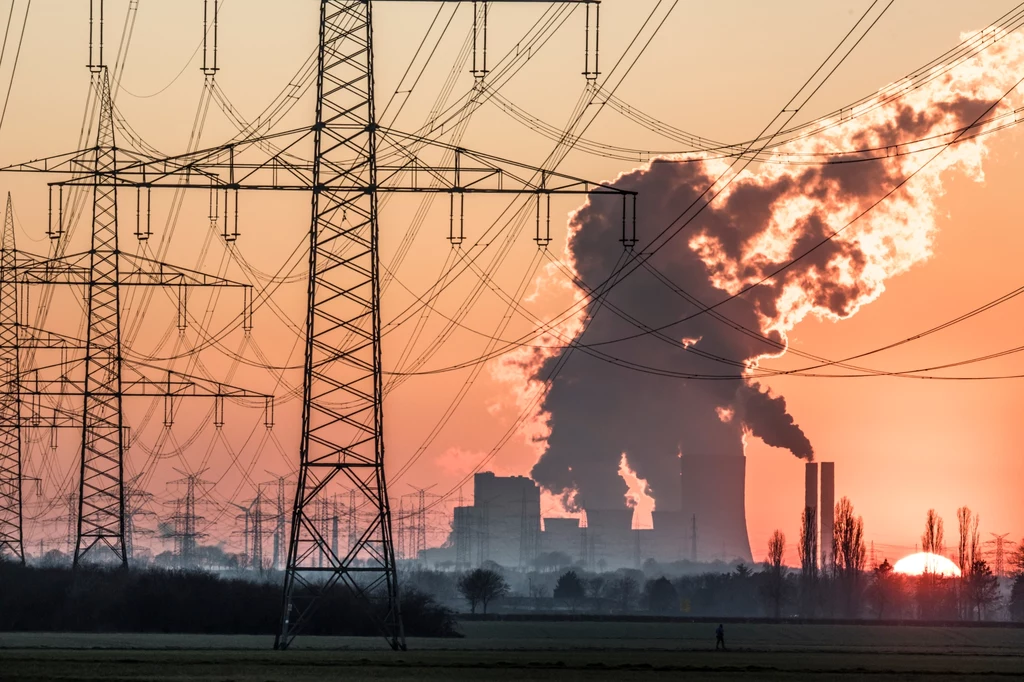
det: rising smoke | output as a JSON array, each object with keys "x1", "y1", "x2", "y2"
[{"x1": 522, "y1": 29, "x2": 1024, "y2": 513}]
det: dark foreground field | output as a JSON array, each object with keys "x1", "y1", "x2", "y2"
[{"x1": 2, "y1": 621, "x2": 1023, "y2": 681}]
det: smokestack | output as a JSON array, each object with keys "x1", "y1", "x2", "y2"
[
  {"x1": 804, "y1": 461, "x2": 819, "y2": 569},
  {"x1": 820, "y1": 462, "x2": 835, "y2": 569},
  {"x1": 804, "y1": 462, "x2": 819, "y2": 515}
]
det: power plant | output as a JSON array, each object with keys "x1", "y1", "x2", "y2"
[{"x1": 448, "y1": 455, "x2": 754, "y2": 571}]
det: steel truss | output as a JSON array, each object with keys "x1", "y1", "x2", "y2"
[
  {"x1": 1, "y1": 0, "x2": 626, "y2": 648},
  {"x1": 0, "y1": 70, "x2": 271, "y2": 567}
]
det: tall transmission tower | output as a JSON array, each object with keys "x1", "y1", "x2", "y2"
[
  {"x1": 0, "y1": 194, "x2": 95, "y2": 563},
  {"x1": 0, "y1": 193, "x2": 21, "y2": 563},
  {"x1": 3, "y1": 0, "x2": 632, "y2": 648}
]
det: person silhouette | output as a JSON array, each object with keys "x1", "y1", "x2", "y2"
[{"x1": 715, "y1": 623, "x2": 726, "y2": 650}]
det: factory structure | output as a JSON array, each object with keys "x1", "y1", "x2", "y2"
[
  {"x1": 438, "y1": 454, "x2": 755, "y2": 570},
  {"x1": 805, "y1": 461, "x2": 836, "y2": 568}
]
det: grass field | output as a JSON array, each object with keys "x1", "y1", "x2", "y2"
[{"x1": 2, "y1": 621, "x2": 1023, "y2": 680}]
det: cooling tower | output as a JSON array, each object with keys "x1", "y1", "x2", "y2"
[
  {"x1": 679, "y1": 454, "x2": 752, "y2": 563},
  {"x1": 541, "y1": 517, "x2": 582, "y2": 562},
  {"x1": 584, "y1": 508, "x2": 634, "y2": 568}
]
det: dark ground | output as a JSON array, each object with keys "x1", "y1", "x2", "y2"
[{"x1": 3, "y1": 621, "x2": 1024, "y2": 680}]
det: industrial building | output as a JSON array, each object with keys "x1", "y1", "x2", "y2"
[
  {"x1": 804, "y1": 461, "x2": 836, "y2": 569},
  {"x1": 446, "y1": 455, "x2": 754, "y2": 570}
]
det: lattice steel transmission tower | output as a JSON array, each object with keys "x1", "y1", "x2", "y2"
[
  {"x1": 989, "y1": 533, "x2": 1010, "y2": 578},
  {"x1": 167, "y1": 470, "x2": 211, "y2": 568},
  {"x1": 0, "y1": 193, "x2": 92, "y2": 563},
  {"x1": 5, "y1": 0, "x2": 631, "y2": 648},
  {"x1": 1, "y1": 67, "x2": 271, "y2": 567},
  {"x1": 402, "y1": 486, "x2": 439, "y2": 563},
  {"x1": 0, "y1": 193, "x2": 22, "y2": 562}
]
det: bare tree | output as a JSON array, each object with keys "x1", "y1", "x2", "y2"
[
  {"x1": 761, "y1": 530, "x2": 788, "y2": 618},
  {"x1": 833, "y1": 497, "x2": 867, "y2": 617},
  {"x1": 922, "y1": 509, "x2": 945, "y2": 557},
  {"x1": 605, "y1": 574, "x2": 639, "y2": 612},
  {"x1": 954, "y1": 507, "x2": 984, "y2": 620},
  {"x1": 957, "y1": 507, "x2": 973, "y2": 574},
  {"x1": 457, "y1": 568, "x2": 509, "y2": 614},
  {"x1": 797, "y1": 506, "x2": 818, "y2": 616}
]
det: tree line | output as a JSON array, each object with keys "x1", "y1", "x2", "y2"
[
  {"x1": 0, "y1": 562, "x2": 459, "y2": 636},
  {"x1": 446, "y1": 498, "x2": 1024, "y2": 621}
]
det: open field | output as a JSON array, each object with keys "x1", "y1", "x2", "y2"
[{"x1": 2, "y1": 621, "x2": 1023, "y2": 680}]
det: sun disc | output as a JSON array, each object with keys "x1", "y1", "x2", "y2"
[{"x1": 892, "y1": 552, "x2": 961, "y2": 577}]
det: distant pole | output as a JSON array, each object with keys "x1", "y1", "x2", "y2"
[{"x1": 691, "y1": 514, "x2": 697, "y2": 562}]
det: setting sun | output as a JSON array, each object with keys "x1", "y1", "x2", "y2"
[{"x1": 893, "y1": 553, "x2": 962, "y2": 578}]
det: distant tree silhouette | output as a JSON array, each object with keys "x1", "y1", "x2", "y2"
[
  {"x1": 965, "y1": 559, "x2": 999, "y2": 621},
  {"x1": 866, "y1": 559, "x2": 901, "y2": 619},
  {"x1": 643, "y1": 576, "x2": 679, "y2": 614},
  {"x1": 922, "y1": 509, "x2": 945, "y2": 557},
  {"x1": 1010, "y1": 575, "x2": 1024, "y2": 622},
  {"x1": 761, "y1": 530, "x2": 788, "y2": 618},
  {"x1": 956, "y1": 507, "x2": 981, "y2": 620},
  {"x1": 457, "y1": 568, "x2": 508, "y2": 614},
  {"x1": 1010, "y1": 538, "x2": 1024, "y2": 579},
  {"x1": 832, "y1": 497, "x2": 866, "y2": 617},
  {"x1": 553, "y1": 570, "x2": 586, "y2": 611},
  {"x1": 534, "y1": 551, "x2": 573, "y2": 573},
  {"x1": 798, "y1": 506, "x2": 818, "y2": 617},
  {"x1": 604, "y1": 573, "x2": 639, "y2": 612}
]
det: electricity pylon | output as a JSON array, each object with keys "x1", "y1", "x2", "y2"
[
  {"x1": 0, "y1": 193, "x2": 100, "y2": 563},
  {"x1": 2, "y1": 0, "x2": 631, "y2": 649},
  {"x1": 1, "y1": 70, "x2": 272, "y2": 568}
]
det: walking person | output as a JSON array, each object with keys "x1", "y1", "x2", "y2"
[{"x1": 715, "y1": 623, "x2": 726, "y2": 650}]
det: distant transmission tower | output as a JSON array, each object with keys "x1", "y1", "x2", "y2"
[
  {"x1": 167, "y1": 470, "x2": 211, "y2": 568},
  {"x1": 989, "y1": 533, "x2": 1010, "y2": 578}
]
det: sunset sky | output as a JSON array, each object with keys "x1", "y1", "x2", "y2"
[{"x1": 2, "y1": 0, "x2": 1023, "y2": 567}]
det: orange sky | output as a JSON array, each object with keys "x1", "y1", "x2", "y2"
[{"x1": 2, "y1": 1, "x2": 1023, "y2": 565}]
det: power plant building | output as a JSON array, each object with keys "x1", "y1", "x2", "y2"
[{"x1": 449, "y1": 455, "x2": 755, "y2": 570}]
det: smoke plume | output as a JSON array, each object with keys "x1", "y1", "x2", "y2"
[{"x1": 519, "y1": 29, "x2": 1024, "y2": 513}]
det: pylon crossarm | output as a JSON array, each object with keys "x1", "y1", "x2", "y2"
[
  {"x1": 3, "y1": 325, "x2": 85, "y2": 350},
  {"x1": 121, "y1": 361, "x2": 273, "y2": 401},
  {"x1": 0, "y1": 126, "x2": 312, "y2": 179},
  {"x1": 11, "y1": 251, "x2": 91, "y2": 284},
  {"x1": 378, "y1": 127, "x2": 638, "y2": 196},
  {"x1": 19, "y1": 357, "x2": 271, "y2": 402},
  {"x1": 118, "y1": 254, "x2": 251, "y2": 288},
  {"x1": 26, "y1": 140, "x2": 637, "y2": 198}
]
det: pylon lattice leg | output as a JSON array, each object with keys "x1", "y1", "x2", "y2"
[{"x1": 277, "y1": 0, "x2": 404, "y2": 651}]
